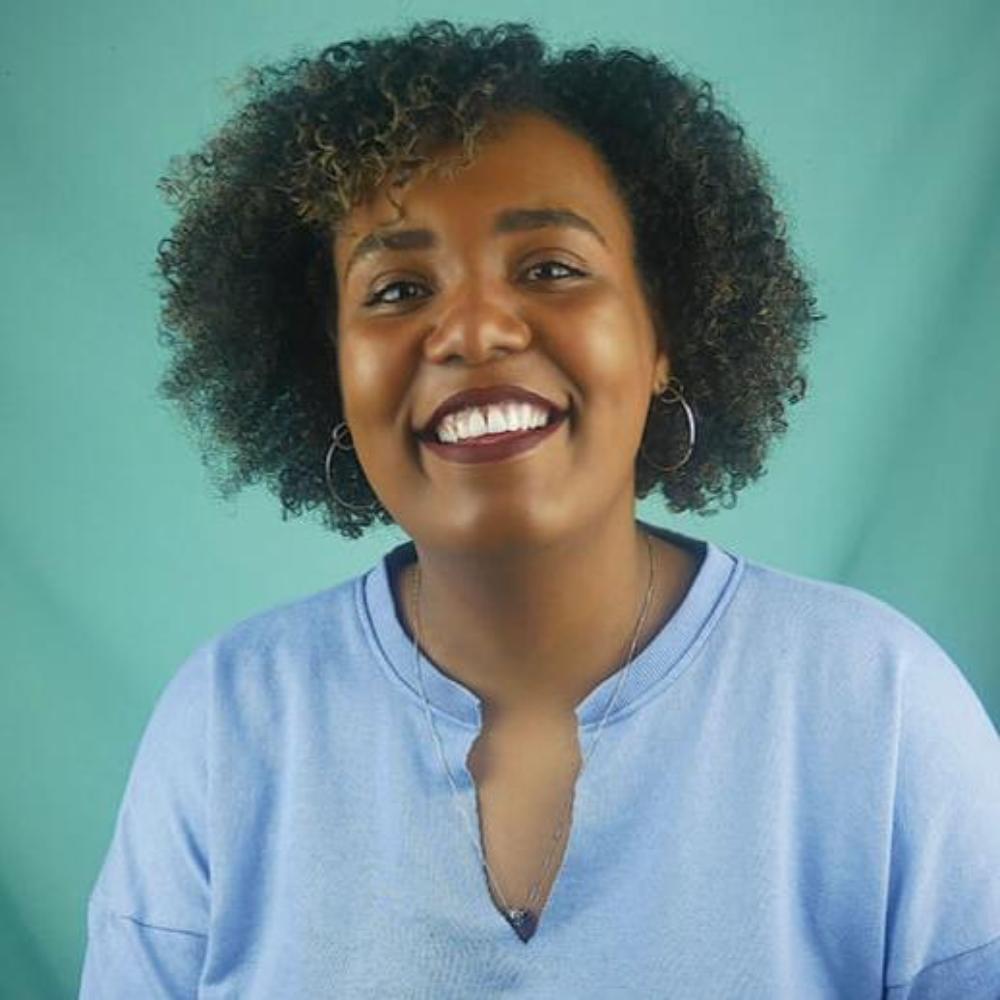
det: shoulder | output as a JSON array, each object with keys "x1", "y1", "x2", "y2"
[
  {"x1": 714, "y1": 549, "x2": 999, "y2": 758},
  {"x1": 210, "y1": 572, "x2": 360, "y2": 663},
  {"x1": 728, "y1": 551, "x2": 957, "y2": 674},
  {"x1": 159, "y1": 567, "x2": 373, "y2": 725},
  {"x1": 735, "y1": 552, "x2": 914, "y2": 632}
]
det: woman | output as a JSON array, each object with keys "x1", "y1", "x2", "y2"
[{"x1": 80, "y1": 20, "x2": 1000, "y2": 997}]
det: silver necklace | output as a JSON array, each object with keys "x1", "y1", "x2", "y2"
[{"x1": 409, "y1": 531, "x2": 656, "y2": 943}]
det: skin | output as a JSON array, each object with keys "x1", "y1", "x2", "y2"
[{"x1": 332, "y1": 110, "x2": 701, "y2": 733}]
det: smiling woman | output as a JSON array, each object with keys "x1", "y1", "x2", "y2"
[
  {"x1": 331, "y1": 110, "x2": 676, "y2": 562},
  {"x1": 79, "y1": 17, "x2": 1000, "y2": 999}
]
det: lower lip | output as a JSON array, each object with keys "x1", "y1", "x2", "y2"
[{"x1": 419, "y1": 412, "x2": 568, "y2": 464}]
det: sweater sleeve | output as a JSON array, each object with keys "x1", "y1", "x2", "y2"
[
  {"x1": 881, "y1": 625, "x2": 1000, "y2": 998},
  {"x1": 78, "y1": 644, "x2": 212, "y2": 998}
]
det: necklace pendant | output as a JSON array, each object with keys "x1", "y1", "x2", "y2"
[{"x1": 505, "y1": 907, "x2": 538, "y2": 942}]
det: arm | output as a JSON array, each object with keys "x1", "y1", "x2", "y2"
[
  {"x1": 79, "y1": 645, "x2": 212, "y2": 998},
  {"x1": 882, "y1": 630, "x2": 1000, "y2": 998}
]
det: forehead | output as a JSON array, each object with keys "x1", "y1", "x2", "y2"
[{"x1": 334, "y1": 112, "x2": 633, "y2": 267}]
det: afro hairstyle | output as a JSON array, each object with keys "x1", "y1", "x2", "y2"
[{"x1": 154, "y1": 18, "x2": 822, "y2": 540}]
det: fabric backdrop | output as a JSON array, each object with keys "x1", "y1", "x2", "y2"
[{"x1": 2, "y1": 1, "x2": 997, "y2": 994}]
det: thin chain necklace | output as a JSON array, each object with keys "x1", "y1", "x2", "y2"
[{"x1": 409, "y1": 531, "x2": 656, "y2": 943}]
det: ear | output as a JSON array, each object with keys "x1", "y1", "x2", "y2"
[{"x1": 652, "y1": 348, "x2": 670, "y2": 397}]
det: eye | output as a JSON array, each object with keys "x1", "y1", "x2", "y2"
[
  {"x1": 522, "y1": 259, "x2": 585, "y2": 283},
  {"x1": 363, "y1": 279, "x2": 429, "y2": 308}
]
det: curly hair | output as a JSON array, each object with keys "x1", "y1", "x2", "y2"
[{"x1": 154, "y1": 18, "x2": 822, "y2": 540}]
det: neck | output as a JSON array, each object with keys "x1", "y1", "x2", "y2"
[{"x1": 396, "y1": 511, "x2": 694, "y2": 714}]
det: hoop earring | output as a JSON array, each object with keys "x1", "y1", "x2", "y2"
[
  {"x1": 324, "y1": 421, "x2": 383, "y2": 513},
  {"x1": 639, "y1": 375, "x2": 696, "y2": 473}
]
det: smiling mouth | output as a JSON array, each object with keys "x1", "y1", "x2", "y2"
[{"x1": 418, "y1": 410, "x2": 568, "y2": 464}]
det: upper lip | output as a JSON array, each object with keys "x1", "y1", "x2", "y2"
[{"x1": 418, "y1": 384, "x2": 568, "y2": 438}]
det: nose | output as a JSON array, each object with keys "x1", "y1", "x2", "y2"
[{"x1": 421, "y1": 278, "x2": 532, "y2": 364}]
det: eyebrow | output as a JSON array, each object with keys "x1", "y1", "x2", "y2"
[{"x1": 342, "y1": 207, "x2": 607, "y2": 279}]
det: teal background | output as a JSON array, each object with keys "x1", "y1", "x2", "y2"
[{"x1": 2, "y1": 1, "x2": 997, "y2": 994}]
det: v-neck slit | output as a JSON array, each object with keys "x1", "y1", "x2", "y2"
[{"x1": 360, "y1": 518, "x2": 742, "y2": 942}]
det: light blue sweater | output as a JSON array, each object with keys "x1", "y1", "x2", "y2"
[{"x1": 79, "y1": 521, "x2": 1000, "y2": 997}]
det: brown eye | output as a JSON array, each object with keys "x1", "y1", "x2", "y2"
[
  {"x1": 523, "y1": 260, "x2": 584, "y2": 282},
  {"x1": 363, "y1": 279, "x2": 430, "y2": 307}
]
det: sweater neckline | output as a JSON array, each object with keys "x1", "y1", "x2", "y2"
[{"x1": 360, "y1": 519, "x2": 744, "y2": 730}]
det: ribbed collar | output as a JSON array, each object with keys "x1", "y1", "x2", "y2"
[{"x1": 360, "y1": 519, "x2": 743, "y2": 730}]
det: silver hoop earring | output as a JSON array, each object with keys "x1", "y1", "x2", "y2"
[
  {"x1": 639, "y1": 375, "x2": 696, "y2": 473},
  {"x1": 324, "y1": 421, "x2": 383, "y2": 513}
]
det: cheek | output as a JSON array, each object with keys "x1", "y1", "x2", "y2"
[
  {"x1": 560, "y1": 299, "x2": 651, "y2": 400},
  {"x1": 336, "y1": 333, "x2": 409, "y2": 423}
]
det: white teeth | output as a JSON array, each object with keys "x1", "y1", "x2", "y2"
[
  {"x1": 486, "y1": 407, "x2": 506, "y2": 434},
  {"x1": 465, "y1": 409, "x2": 488, "y2": 437},
  {"x1": 435, "y1": 402, "x2": 552, "y2": 443}
]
